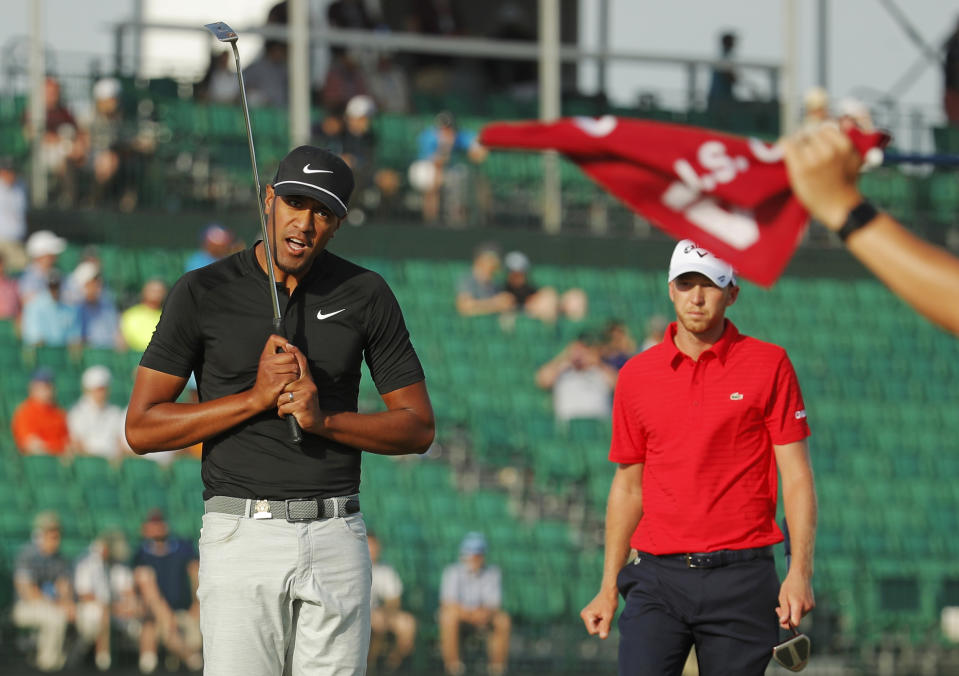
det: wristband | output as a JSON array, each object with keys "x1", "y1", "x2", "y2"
[{"x1": 838, "y1": 201, "x2": 879, "y2": 243}]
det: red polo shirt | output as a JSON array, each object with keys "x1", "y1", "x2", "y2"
[{"x1": 609, "y1": 320, "x2": 810, "y2": 554}]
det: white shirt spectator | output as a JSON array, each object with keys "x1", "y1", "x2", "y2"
[
  {"x1": 552, "y1": 368, "x2": 613, "y2": 422},
  {"x1": 68, "y1": 395, "x2": 126, "y2": 458},
  {"x1": 371, "y1": 562, "x2": 403, "y2": 610}
]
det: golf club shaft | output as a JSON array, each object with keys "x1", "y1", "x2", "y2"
[{"x1": 230, "y1": 41, "x2": 303, "y2": 444}]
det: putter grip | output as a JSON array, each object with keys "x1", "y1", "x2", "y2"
[{"x1": 287, "y1": 412, "x2": 303, "y2": 443}]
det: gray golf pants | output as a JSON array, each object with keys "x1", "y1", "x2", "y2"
[{"x1": 198, "y1": 511, "x2": 372, "y2": 676}]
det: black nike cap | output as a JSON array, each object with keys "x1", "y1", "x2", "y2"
[{"x1": 272, "y1": 146, "x2": 354, "y2": 218}]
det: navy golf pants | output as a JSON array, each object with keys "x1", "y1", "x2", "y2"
[{"x1": 616, "y1": 554, "x2": 780, "y2": 676}]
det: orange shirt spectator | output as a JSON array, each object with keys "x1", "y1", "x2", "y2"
[{"x1": 11, "y1": 368, "x2": 70, "y2": 455}]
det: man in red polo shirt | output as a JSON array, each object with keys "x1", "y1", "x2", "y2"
[{"x1": 580, "y1": 239, "x2": 817, "y2": 675}]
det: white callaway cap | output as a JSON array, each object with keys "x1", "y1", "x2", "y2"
[{"x1": 667, "y1": 239, "x2": 737, "y2": 288}]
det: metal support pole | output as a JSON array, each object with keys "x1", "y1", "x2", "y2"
[
  {"x1": 29, "y1": 0, "x2": 47, "y2": 207},
  {"x1": 539, "y1": 0, "x2": 561, "y2": 234},
  {"x1": 816, "y1": 0, "x2": 828, "y2": 89},
  {"x1": 780, "y1": 0, "x2": 798, "y2": 135},
  {"x1": 132, "y1": 0, "x2": 144, "y2": 77},
  {"x1": 288, "y1": 0, "x2": 311, "y2": 148},
  {"x1": 597, "y1": 0, "x2": 609, "y2": 96}
]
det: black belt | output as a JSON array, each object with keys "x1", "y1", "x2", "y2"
[
  {"x1": 637, "y1": 546, "x2": 773, "y2": 569},
  {"x1": 204, "y1": 495, "x2": 360, "y2": 522}
]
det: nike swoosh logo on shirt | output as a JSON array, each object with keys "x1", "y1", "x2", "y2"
[
  {"x1": 316, "y1": 308, "x2": 347, "y2": 320},
  {"x1": 303, "y1": 164, "x2": 333, "y2": 174}
]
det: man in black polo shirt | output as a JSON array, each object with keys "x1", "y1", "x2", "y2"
[{"x1": 125, "y1": 146, "x2": 434, "y2": 676}]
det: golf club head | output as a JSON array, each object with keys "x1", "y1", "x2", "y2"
[
  {"x1": 772, "y1": 632, "x2": 811, "y2": 672},
  {"x1": 204, "y1": 22, "x2": 238, "y2": 43}
]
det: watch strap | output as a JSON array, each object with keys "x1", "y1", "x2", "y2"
[{"x1": 838, "y1": 201, "x2": 879, "y2": 242}]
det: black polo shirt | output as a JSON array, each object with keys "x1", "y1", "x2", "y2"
[{"x1": 140, "y1": 244, "x2": 425, "y2": 500}]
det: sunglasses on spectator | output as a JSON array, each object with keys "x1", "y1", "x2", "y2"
[{"x1": 772, "y1": 623, "x2": 810, "y2": 672}]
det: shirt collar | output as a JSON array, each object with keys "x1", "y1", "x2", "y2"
[{"x1": 665, "y1": 319, "x2": 740, "y2": 368}]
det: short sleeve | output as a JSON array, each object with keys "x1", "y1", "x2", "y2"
[
  {"x1": 363, "y1": 276, "x2": 425, "y2": 395},
  {"x1": 140, "y1": 275, "x2": 203, "y2": 377},
  {"x1": 378, "y1": 565, "x2": 403, "y2": 601},
  {"x1": 13, "y1": 549, "x2": 35, "y2": 584},
  {"x1": 440, "y1": 565, "x2": 457, "y2": 603},
  {"x1": 764, "y1": 353, "x2": 810, "y2": 445},
  {"x1": 482, "y1": 566, "x2": 502, "y2": 609},
  {"x1": 608, "y1": 367, "x2": 647, "y2": 464}
]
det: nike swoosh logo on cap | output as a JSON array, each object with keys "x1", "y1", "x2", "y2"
[
  {"x1": 317, "y1": 308, "x2": 347, "y2": 320},
  {"x1": 303, "y1": 164, "x2": 333, "y2": 174}
]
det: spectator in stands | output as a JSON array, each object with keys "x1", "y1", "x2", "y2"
[
  {"x1": 196, "y1": 50, "x2": 239, "y2": 104},
  {"x1": 62, "y1": 245, "x2": 102, "y2": 305},
  {"x1": 0, "y1": 156, "x2": 28, "y2": 271},
  {"x1": 342, "y1": 95, "x2": 401, "y2": 222},
  {"x1": 411, "y1": 111, "x2": 487, "y2": 224},
  {"x1": 945, "y1": 18, "x2": 959, "y2": 126},
  {"x1": 121, "y1": 278, "x2": 167, "y2": 352},
  {"x1": 367, "y1": 532, "x2": 417, "y2": 673},
  {"x1": 68, "y1": 365, "x2": 126, "y2": 461},
  {"x1": 455, "y1": 244, "x2": 515, "y2": 317},
  {"x1": 88, "y1": 76, "x2": 154, "y2": 212},
  {"x1": 707, "y1": 31, "x2": 738, "y2": 108},
  {"x1": 326, "y1": 0, "x2": 376, "y2": 61},
  {"x1": 133, "y1": 510, "x2": 203, "y2": 674},
  {"x1": 243, "y1": 2, "x2": 290, "y2": 108},
  {"x1": 21, "y1": 269, "x2": 82, "y2": 349},
  {"x1": 322, "y1": 50, "x2": 371, "y2": 112},
  {"x1": 184, "y1": 223, "x2": 237, "y2": 272},
  {"x1": 23, "y1": 76, "x2": 86, "y2": 206},
  {"x1": 501, "y1": 250, "x2": 588, "y2": 324},
  {"x1": 599, "y1": 319, "x2": 637, "y2": 371},
  {"x1": 535, "y1": 334, "x2": 618, "y2": 424},
  {"x1": 368, "y1": 52, "x2": 411, "y2": 114},
  {"x1": 18, "y1": 229, "x2": 67, "y2": 304},
  {"x1": 73, "y1": 261, "x2": 123, "y2": 349},
  {"x1": 783, "y1": 122, "x2": 959, "y2": 336},
  {"x1": 439, "y1": 532, "x2": 510, "y2": 676},
  {"x1": 640, "y1": 314, "x2": 669, "y2": 352},
  {"x1": 75, "y1": 531, "x2": 142, "y2": 671},
  {"x1": 0, "y1": 252, "x2": 22, "y2": 319},
  {"x1": 403, "y1": 0, "x2": 464, "y2": 93},
  {"x1": 312, "y1": 104, "x2": 348, "y2": 156},
  {"x1": 484, "y1": 3, "x2": 538, "y2": 99},
  {"x1": 11, "y1": 367, "x2": 71, "y2": 456},
  {"x1": 12, "y1": 511, "x2": 76, "y2": 672}
]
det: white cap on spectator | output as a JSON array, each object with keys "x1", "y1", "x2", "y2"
[
  {"x1": 667, "y1": 239, "x2": 737, "y2": 288},
  {"x1": 73, "y1": 261, "x2": 100, "y2": 287},
  {"x1": 82, "y1": 365, "x2": 112, "y2": 390},
  {"x1": 26, "y1": 230, "x2": 67, "y2": 259},
  {"x1": 504, "y1": 251, "x2": 530, "y2": 273},
  {"x1": 93, "y1": 77, "x2": 121, "y2": 101},
  {"x1": 345, "y1": 95, "x2": 375, "y2": 119}
]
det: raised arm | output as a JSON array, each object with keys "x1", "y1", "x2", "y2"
[{"x1": 782, "y1": 124, "x2": 959, "y2": 336}]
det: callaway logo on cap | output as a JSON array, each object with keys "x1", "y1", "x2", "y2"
[
  {"x1": 667, "y1": 239, "x2": 737, "y2": 288},
  {"x1": 272, "y1": 146, "x2": 354, "y2": 218}
]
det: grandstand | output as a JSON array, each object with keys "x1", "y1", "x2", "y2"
[{"x1": 2, "y1": 5, "x2": 959, "y2": 673}]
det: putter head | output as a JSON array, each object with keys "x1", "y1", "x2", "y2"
[
  {"x1": 772, "y1": 632, "x2": 811, "y2": 672},
  {"x1": 204, "y1": 22, "x2": 238, "y2": 43}
]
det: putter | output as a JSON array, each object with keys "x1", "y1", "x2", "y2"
[
  {"x1": 204, "y1": 21, "x2": 302, "y2": 443},
  {"x1": 772, "y1": 623, "x2": 811, "y2": 672}
]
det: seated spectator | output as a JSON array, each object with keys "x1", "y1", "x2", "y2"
[
  {"x1": 312, "y1": 104, "x2": 347, "y2": 156},
  {"x1": 243, "y1": 39, "x2": 289, "y2": 108},
  {"x1": 0, "y1": 156, "x2": 28, "y2": 271},
  {"x1": 368, "y1": 533, "x2": 417, "y2": 672},
  {"x1": 640, "y1": 314, "x2": 669, "y2": 351},
  {"x1": 69, "y1": 365, "x2": 126, "y2": 460},
  {"x1": 322, "y1": 50, "x2": 370, "y2": 112},
  {"x1": 342, "y1": 95, "x2": 401, "y2": 222},
  {"x1": 75, "y1": 531, "x2": 142, "y2": 671},
  {"x1": 133, "y1": 510, "x2": 203, "y2": 674},
  {"x1": 184, "y1": 224, "x2": 236, "y2": 272},
  {"x1": 599, "y1": 318, "x2": 637, "y2": 370},
  {"x1": 535, "y1": 334, "x2": 618, "y2": 424},
  {"x1": 195, "y1": 50, "x2": 239, "y2": 104},
  {"x1": 12, "y1": 512, "x2": 78, "y2": 672},
  {"x1": 410, "y1": 111, "x2": 487, "y2": 224},
  {"x1": 121, "y1": 278, "x2": 167, "y2": 351},
  {"x1": 0, "y1": 253, "x2": 22, "y2": 319},
  {"x1": 18, "y1": 230, "x2": 67, "y2": 304},
  {"x1": 23, "y1": 76, "x2": 87, "y2": 206},
  {"x1": 21, "y1": 269, "x2": 81, "y2": 348},
  {"x1": 501, "y1": 251, "x2": 588, "y2": 324},
  {"x1": 73, "y1": 261, "x2": 122, "y2": 349},
  {"x1": 368, "y1": 52, "x2": 411, "y2": 114},
  {"x1": 456, "y1": 245, "x2": 515, "y2": 317},
  {"x1": 439, "y1": 532, "x2": 510, "y2": 676},
  {"x1": 12, "y1": 367, "x2": 71, "y2": 455}
]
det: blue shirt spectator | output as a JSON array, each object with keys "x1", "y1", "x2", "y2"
[
  {"x1": 133, "y1": 513, "x2": 198, "y2": 611},
  {"x1": 21, "y1": 272, "x2": 81, "y2": 347}
]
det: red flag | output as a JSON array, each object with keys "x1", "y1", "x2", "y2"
[{"x1": 479, "y1": 117, "x2": 889, "y2": 286}]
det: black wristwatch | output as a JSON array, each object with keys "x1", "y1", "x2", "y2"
[{"x1": 838, "y1": 201, "x2": 879, "y2": 243}]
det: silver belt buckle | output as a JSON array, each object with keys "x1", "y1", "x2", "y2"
[{"x1": 253, "y1": 499, "x2": 273, "y2": 519}]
